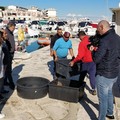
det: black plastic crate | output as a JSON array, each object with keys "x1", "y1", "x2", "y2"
[
  {"x1": 56, "y1": 59, "x2": 81, "y2": 79},
  {"x1": 48, "y1": 79, "x2": 86, "y2": 103}
]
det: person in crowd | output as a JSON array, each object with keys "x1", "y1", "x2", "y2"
[
  {"x1": 0, "y1": 32, "x2": 6, "y2": 119},
  {"x1": 4, "y1": 21, "x2": 16, "y2": 90},
  {"x1": 53, "y1": 31, "x2": 74, "y2": 61},
  {"x1": 69, "y1": 31, "x2": 96, "y2": 95},
  {"x1": 89, "y1": 20, "x2": 120, "y2": 120},
  {"x1": 0, "y1": 29, "x2": 10, "y2": 93},
  {"x1": 17, "y1": 25, "x2": 25, "y2": 51},
  {"x1": 50, "y1": 28, "x2": 63, "y2": 80}
]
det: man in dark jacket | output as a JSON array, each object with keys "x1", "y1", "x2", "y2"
[
  {"x1": 50, "y1": 28, "x2": 62, "y2": 80},
  {"x1": 4, "y1": 22, "x2": 16, "y2": 90},
  {"x1": 90, "y1": 20, "x2": 120, "y2": 120}
]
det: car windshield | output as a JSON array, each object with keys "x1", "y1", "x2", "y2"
[
  {"x1": 78, "y1": 22, "x2": 90, "y2": 27},
  {"x1": 31, "y1": 21, "x2": 38, "y2": 25},
  {"x1": 57, "y1": 22, "x2": 65, "y2": 26}
]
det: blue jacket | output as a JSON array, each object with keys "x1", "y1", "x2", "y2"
[{"x1": 93, "y1": 29, "x2": 120, "y2": 78}]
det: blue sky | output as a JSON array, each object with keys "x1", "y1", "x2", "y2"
[{"x1": 1, "y1": 0, "x2": 120, "y2": 20}]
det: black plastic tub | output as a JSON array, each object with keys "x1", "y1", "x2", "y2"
[
  {"x1": 56, "y1": 59, "x2": 81, "y2": 79},
  {"x1": 48, "y1": 79, "x2": 86, "y2": 103},
  {"x1": 17, "y1": 77, "x2": 50, "y2": 99}
]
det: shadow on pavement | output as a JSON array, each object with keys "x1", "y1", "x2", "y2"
[
  {"x1": 12, "y1": 64, "x2": 25, "y2": 84},
  {"x1": 79, "y1": 93, "x2": 99, "y2": 120},
  {"x1": 47, "y1": 60, "x2": 54, "y2": 76},
  {"x1": 0, "y1": 64, "x2": 25, "y2": 112}
]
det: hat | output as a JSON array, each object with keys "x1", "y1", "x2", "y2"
[{"x1": 63, "y1": 32, "x2": 70, "y2": 38}]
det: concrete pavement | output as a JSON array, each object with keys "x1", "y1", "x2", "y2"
[{"x1": 0, "y1": 38, "x2": 119, "y2": 120}]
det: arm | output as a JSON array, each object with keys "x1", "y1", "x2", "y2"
[
  {"x1": 50, "y1": 36, "x2": 54, "y2": 56},
  {"x1": 73, "y1": 42, "x2": 85, "y2": 62},
  {"x1": 69, "y1": 42, "x2": 85, "y2": 66},
  {"x1": 69, "y1": 48, "x2": 74, "y2": 58},
  {"x1": 92, "y1": 40, "x2": 107, "y2": 64},
  {"x1": 53, "y1": 50, "x2": 58, "y2": 61},
  {"x1": 52, "y1": 40, "x2": 59, "y2": 61},
  {"x1": 50, "y1": 48, "x2": 53, "y2": 56}
]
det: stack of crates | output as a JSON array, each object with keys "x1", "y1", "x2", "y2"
[{"x1": 48, "y1": 59, "x2": 86, "y2": 103}]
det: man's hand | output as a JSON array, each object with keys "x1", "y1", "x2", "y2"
[
  {"x1": 69, "y1": 61, "x2": 74, "y2": 67},
  {"x1": 54, "y1": 57, "x2": 58, "y2": 61},
  {"x1": 89, "y1": 45, "x2": 94, "y2": 51},
  {"x1": 71, "y1": 56, "x2": 75, "y2": 61}
]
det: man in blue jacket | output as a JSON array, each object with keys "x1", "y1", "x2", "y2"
[{"x1": 90, "y1": 20, "x2": 120, "y2": 120}]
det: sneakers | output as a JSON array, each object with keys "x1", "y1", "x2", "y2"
[
  {"x1": 90, "y1": 89, "x2": 97, "y2": 95},
  {"x1": 106, "y1": 115, "x2": 115, "y2": 119},
  {"x1": 0, "y1": 113, "x2": 5, "y2": 119}
]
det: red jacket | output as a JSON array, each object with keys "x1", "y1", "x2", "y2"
[{"x1": 73, "y1": 36, "x2": 93, "y2": 63}]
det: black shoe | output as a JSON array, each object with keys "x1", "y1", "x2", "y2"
[
  {"x1": 1, "y1": 90, "x2": 9, "y2": 94},
  {"x1": 106, "y1": 115, "x2": 115, "y2": 119},
  {"x1": 0, "y1": 95, "x2": 6, "y2": 101}
]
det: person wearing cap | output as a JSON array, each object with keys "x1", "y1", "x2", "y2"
[
  {"x1": 53, "y1": 31, "x2": 74, "y2": 61},
  {"x1": 69, "y1": 31, "x2": 96, "y2": 95}
]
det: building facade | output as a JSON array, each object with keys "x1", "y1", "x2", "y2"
[
  {"x1": 0, "y1": 5, "x2": 57, "y2": 21},
  {"x1": 110, "y1": 7, "x2": 120, "y2": 35}
]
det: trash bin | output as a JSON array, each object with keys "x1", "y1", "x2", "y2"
[{"x1": 17, "y1": 77, "x2": 49, "y2": 99}]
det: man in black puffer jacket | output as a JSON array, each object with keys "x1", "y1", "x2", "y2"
[{"x1": 90, "y1": 20, "x2": 120, "y2": 120}]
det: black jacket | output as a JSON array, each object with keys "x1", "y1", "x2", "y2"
[
  {"x1": 93, "y1": 29, "x2": 120, "y2": 78},
  {"x1": 50, "y1": 34, "x2": 62, "y2": 48},
  {"x1": 2, "y1": 41, "x2": 10, "y2": 65},
  {"x1": 5, "y1": 27, "x2": 15, "y2": 53}
]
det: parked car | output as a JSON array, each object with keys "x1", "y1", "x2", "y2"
[{"x1": 31, "y1": 20, "x2": 40, "y2": 30}]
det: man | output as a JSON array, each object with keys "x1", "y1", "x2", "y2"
[
  {"x1": 4, "y1": 21, "x2": 16, "y2": 90},
  {"x1": 50, "y1": 28, "x2": 62, "y2": 79},
  {"x1": 90, "y1": 20, "x2": 120, "y2": 120},
  {"x1": 53, "y1": 31, "x2": 74, "y2": 61},
  {"x1": 69, "y1": 31, "x2": 96, "y2": 95},
  {"x1": 50, "y1": 28, "x2": 63, "y2": 56}
]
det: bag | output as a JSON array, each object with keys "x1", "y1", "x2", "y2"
[{"x1": 112, "y1": 79, "x2": 120, "y2": 98}]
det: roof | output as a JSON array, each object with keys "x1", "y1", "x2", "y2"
[{"x1": 110, "y1": 7, "x2": 120, "y2": 12}]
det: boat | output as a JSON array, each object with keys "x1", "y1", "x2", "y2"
[{"x1": 37, "y1": 37, "x2": 50, "y2": 46}]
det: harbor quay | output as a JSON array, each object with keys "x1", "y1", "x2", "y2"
[{"x1": 0, "y1": 38, "x2": 119, "y2": 120}]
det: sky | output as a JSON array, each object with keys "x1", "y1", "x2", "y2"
[{"x1": 1, "y1": 0, "x2": 120, "y2": 21}]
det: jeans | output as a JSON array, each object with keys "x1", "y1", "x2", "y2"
[
  {"x1": 79, "y1": 62, "x2": 96, "y2": 89},
  {"x1": 96, "y1": 75, "x2": 117, "y2": 120}
]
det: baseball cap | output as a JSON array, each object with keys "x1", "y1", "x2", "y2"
[{"x1": 63, "y1": 32, "x2": 70, "y2": 38}]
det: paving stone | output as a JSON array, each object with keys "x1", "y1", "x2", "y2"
[{"x1": 1, "y1": 38, "x2": 119, "y2": 120}]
